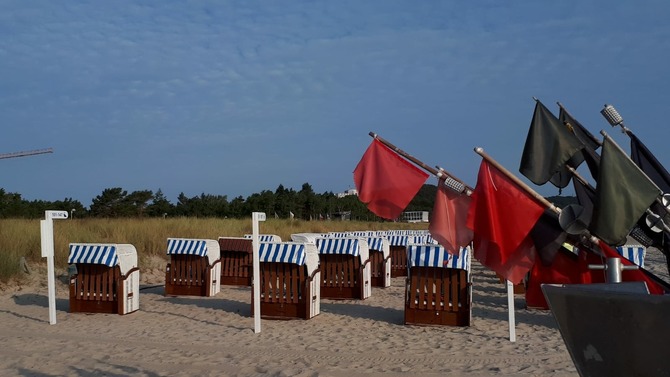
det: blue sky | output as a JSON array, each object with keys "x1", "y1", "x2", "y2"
[{"x1": 2, "y1": 1, "x2": 670, "y2": 207}]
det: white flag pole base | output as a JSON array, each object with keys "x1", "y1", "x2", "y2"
[
  {"x1": 251, "y1": 212, "x2": 266, "y2": 334},
  {"x1": 507, "y1": 280, "x2": 517, "y2": 342}
]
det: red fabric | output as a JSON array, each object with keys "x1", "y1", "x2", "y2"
[
  {"x1": 466, "y1": 160, "x2": 545, "y2": 284},
  {"x1": 526, "y1": 248, "x2": 605, "y2": 309},
  {"x1": 429, "y1": 179, "x2": 473, "y2": 255},
  {"x1": 353, "y1": 139, "x2": 429, "y2": 220},
  {"x1": 526, "y1": 241, "x2": 667, "y2": 309}
]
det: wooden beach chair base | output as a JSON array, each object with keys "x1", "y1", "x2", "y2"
[
  {"x1": 253, "y1": 262, "x2": 320, "y2": 320},
  {"x1": 165, "y1": 255, "x2": 219, "y2": 297},
  {"x1": 369, "y1": 250, "x2": 391, "y2": 287},
  {"x1": 220, "y1": 249, "x2": 251, "y2": 286},
  {"x1": 404, "y1": 266, "x2": 471, "y2": 326},
  {"x1": 69, "y1": 264, "x2": 139, "y2": 315},
  {"x1": 319, "y1": 254, "x2": 369, "y2": 300},
  {"x1": 219, "y1": 238, "x2": 253, "y2": 286},
  {"x1": 390, "y1": 245, "x2": 408, "y2": 277}
]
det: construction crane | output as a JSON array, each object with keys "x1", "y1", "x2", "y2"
[{"x1": 0, "y1": 148, "x2": 53, "y2": 160}]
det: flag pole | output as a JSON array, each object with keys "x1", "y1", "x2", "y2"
[{"x1": 369, "y1": 132, "x2": 474, "y2": 194}]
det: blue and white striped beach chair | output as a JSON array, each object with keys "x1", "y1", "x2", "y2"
[
  {"x1": 68, "y1": 243, "x2": 140, "y2": 315},
  {"x1": 165, "y1": 238, "x2": 221, "y2": 297},
  {"x1": 315, "y1": 237, "x2": 372, "y2": 300},
  {"x1": 385, "y1": 233, "x2": 411, "y2": 277},
  {"x1": 404, "y1": 244, "x2": 472, "y2": 326},
  {"x1": 244, "y1": 234, "x2": 282, "y2": 242},
  {"x1": 256, "y1": 241, "x2": 321, "y2": 319},
  {"x1": 290, "y1": 232, "x2": 328, "y2": 244},
  {"x1": 616, "y1": 245, "x2": 646, "y2": 268},
  {"x1": 367, "y1": 236, "x2": 392, "y2": 288}
]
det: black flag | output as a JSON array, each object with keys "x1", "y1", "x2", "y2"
[
  {"x1": 628, "y1": 131, "x2": 670, "y2": 274},
  {"x1": 520, "y1": 100, "x2": 584, "y2": 188},
  {"x1": 630, "y1": 131, "x2": 670, "y2": 193},
  {"x1": 557, "y1": 105, "x2": 601, "y2": 182},
  {"x1": 591, "y1": 137, "x2": 660, "y2": 246}
]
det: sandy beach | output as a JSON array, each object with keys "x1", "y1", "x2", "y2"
[{"x1": 1, "y1": 248, "x2": 667, "y2": 377}]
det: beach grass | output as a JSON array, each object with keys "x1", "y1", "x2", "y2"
[{"x1": 0, "y1": 217, "x2": 428, "y2": 283}]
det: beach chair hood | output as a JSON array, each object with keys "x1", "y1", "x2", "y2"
[
  {"x1": 167, "y1": 238, "x2": 220, "y2": 265},
  {"x1": 68, "y1": 243, "x2": 138, "y2": 275},
  {"x1": 260, "y1": 241, "x2": 319, "y2": 275},
  {"x1": 408, "y1": 244, "x2": 471, "y2": 271}
]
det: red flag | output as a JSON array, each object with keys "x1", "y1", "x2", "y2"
[
  {"x1": 353, "y1": 139, "x2": 429, "y2": 220},
  {"x1": 526, "y1": 247, "x2": 601, "y2": 309},
  {"x1": 525, "y1": 241, "x2": 670, "y2": 309},
  {"x1": 466, "y1": 160, "x2": 545, "y2": 283},
  {"x1": 429, "y1": 179, "x2": 473, "y2": 255}
]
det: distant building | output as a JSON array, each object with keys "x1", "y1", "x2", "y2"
[
  {"x1": 333, "y1": 211, "x2": 352, "y2": 221},
  {"x1": 336, "y1": 188, "x2": 358, "y2": 198},
  {"x1": 402, "y1": 211, "x2": 429, "y2": 223}
]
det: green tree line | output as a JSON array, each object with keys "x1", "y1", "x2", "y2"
[{"x1": 0, "y1": 184, "x2": 575, "y2": 220}]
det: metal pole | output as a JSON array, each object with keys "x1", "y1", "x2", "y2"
[
  {"x1": 369, "y1": 132, "x2": 473, "y2": 194},
  {"x1": 588, "y1": 257, "x2": 639, "y2": 283}
]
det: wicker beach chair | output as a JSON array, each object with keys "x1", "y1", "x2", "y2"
[
  {"x1": 68, "y1": 243, "x2": 140, "y2": 315},
  {"x1": 404, "y1": 244, "x2": 472, "y2": 326},
  {"x1": 217, "y1": 235, "x2": 283, "y2": 286},
  {"x1": 165, "y1": 238, "x2": 221, "y2": 297},
  {"x1": 367, "y1": 237, "x2": 392, "y2": 288},
  {"x1": 253, "y1": 241, "x2": 321, "y2": 320},
  {"x1": 316, "y1": 237, "x2": 372, "y2": 300},
  {"x1": 217, "y1": 237, "x2": 254, "y2": 286},
  {"x1": 385, "y1": 233, "x2": 431, "y2": 277}
]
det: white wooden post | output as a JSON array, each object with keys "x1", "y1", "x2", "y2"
[
  {"x1": 40, "y1": 210, "x2": 68, "y2": 325},
  {"x1": 251, "y1": 212, "x2": 266, "y2": 333},
  {"x1": 507, "y1": 280, "x2": 517, "y2": 342}
]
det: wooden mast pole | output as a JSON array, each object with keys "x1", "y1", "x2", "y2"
[{"x1": 369, "y1": 132, "x2": 474, "y2": 194}]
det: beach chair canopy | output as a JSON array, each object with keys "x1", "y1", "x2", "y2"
[
  {"x1": 378, "y1": 229, "x2": 429, "y2": 237},
  {"x1": 407, "y1": 244, "x2": 471, "y2": 271},
  {"x1": 386, "y1": 235, "x2": 409, "y2": 247},
  {"x1": 167, "y1": 238, "x2": 220, "y2": 265},
  {"x1": 616, "y1": 245, "x2": 646, "y2": 267},
  {"x1": 328, "y1": 231, "x2": 374, "y2": 238},
  {"x1": 260, "y1": 241, "x2": 319, "y2": 275},
  {"x1": 367, "y1": 237, "x2": 390, "y2": 258},
  {"x1": 316, "y1": 237, "x2": 370, "y2": 262},
  {"x1": 244, "y1": 234, "x2": 282, "y2": 242},
  {"x1": 290, "y1": 233, "x2": 326, "y2": 244},
  {"x1": 218, "y1": 236, "x2": 253, "y2": 252},
  {"x1": 68, "y1": 243, "x2": 138, "y2": 275}
]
